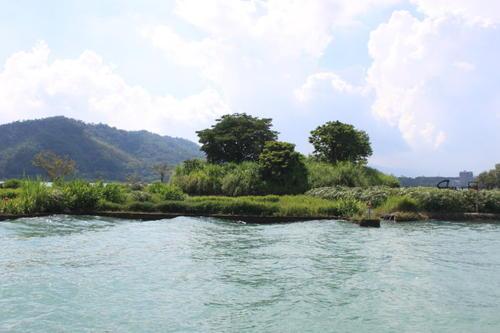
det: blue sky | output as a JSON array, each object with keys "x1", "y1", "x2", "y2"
[{"x1": 0, "y1": 0, "x2": 498, "y2": 176}]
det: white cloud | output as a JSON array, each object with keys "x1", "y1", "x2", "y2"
[
  {"x1": 0, "y1": 42, "x2": 230, "y2": 140},
  {"x1": 410, "y1": 0, "x2": 500, "y2": 26},
  {"x1": 366, "y1": 10, "x2": 500, "y2": 150},
  {"x1": 294, "y1": 72, "x2": 367, "y2": 102},
  {"x1": 144, "y1": 0, "x2": 401, "y2": 101}
]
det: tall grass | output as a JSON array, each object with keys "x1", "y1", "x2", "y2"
[{"x1": 306, "y1": 160, "x2": 399, "y2": 188}]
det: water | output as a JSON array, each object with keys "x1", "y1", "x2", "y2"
[{"x1": 1, "y1": 216, "x2": 500, "y2": 333}]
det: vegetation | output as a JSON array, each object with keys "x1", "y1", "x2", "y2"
[
  {"x1": 258, "y1": 141, "x2": 308, "y2": 194},
  {"x1": 197, "y1": 113, "x2": 278, "y2": 163},
  {"x1": 306, "y1": 160, "x2": 399, "y2": 188},
  {"x1": 32, "y1": 151, "x2": 76, "y2": 181},
  {"x1": 307, "y1": 186, "x2": 500, "y2": 214},
  {"x1": 0, "y1": 116, "x2": 202, "y2": 181},
  {"x1": 170, "y1": 158, "x2": 398, "y2": 196},
  {"x1": 0, "y1": 179, "x2": 364, "y2": 218},
  {"x1": 309, "y1": 121, "x2": 372, "y2": 164},
  {"x1": 477, "y1": 164, "x2": 500, "y2": 189},
  {"x1": 152, "y1": 163, "x2": 173, "y2": 183}
]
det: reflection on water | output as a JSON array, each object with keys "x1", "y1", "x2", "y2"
[{"x1": 1, "y1": 216, "x2": 500, "y2": 332}]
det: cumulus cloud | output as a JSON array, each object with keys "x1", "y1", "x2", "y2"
[
  {"x1": 410, "y1": 0, "x2": 500, "y2": 26},
  {"x1": 366, "y1": 10, "x2": 500, "y2": 150},
  {"x1": 0, "y1": 42, "x2": 230, "y2": 139},
  {"x1": 144, "y1": 0, "x2": 401, "y2": 102},
  {"x1": 294, "y1": 72, "x2": 367, "y2": 102}
]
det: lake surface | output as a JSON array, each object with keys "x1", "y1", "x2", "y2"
[{"x1": 1, "y1": 216, "x2": 500, "y2": 333}]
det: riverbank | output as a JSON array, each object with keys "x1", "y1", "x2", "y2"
[
  {"x1": 1, "y1": 180, "x2": 499, "y2": 226},
  {"x1": 1, "y1": 211, "x2": 499, "y2": 225}
]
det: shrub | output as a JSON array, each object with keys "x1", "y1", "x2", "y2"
[
  {"x1": 131, "y1": 191, "x2": 153, "y2": 202},
  {"x1": 306, "y1": 160, "x2": 399, "y2": 188},
  {"x1": 99, "y1": 200, "x2": 125, "y2": 212},
  {"x1": 127, "y1": 201, "x2": 157, "y2": 212},
  {"x1": 99, "y1": 183, "x2": 127, "y2": 204},
  {"x1": 61, "y1": 181, "x2": 101, "y2": 212},
  {"x1": 2, "y1": 179, "x2": 22, "y2": 189},
  {"x1": 221, "y1": 162, "x2": 266, "y2": 196},
  {"x1": 0, "y1": 189, "x2": 19, "y2": 200},
  {"x1": 147, "y1": 183, "x2": 186, "y2": 201},
  {"x1": 378, "y1": 196, "x2": 419, "y2": 213}
]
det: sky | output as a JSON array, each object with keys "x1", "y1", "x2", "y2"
[{"x1": 0, "y1": 0, "x2": 498, "y2": 177}]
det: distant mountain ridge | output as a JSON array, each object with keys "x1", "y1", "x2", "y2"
[{"x1": 0, "y1": 116, "x2": 203, "y2": 181}]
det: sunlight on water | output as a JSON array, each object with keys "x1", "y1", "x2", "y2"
[{"x1": 1, "y1": 216, "x2": 500, "y2": 332}]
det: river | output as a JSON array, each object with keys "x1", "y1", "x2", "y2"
[{"x1": 1, "y1": 216, "x2": 500, "y2": 332}]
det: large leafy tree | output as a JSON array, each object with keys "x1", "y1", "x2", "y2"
[
  {"x1": 258, "y1": 141, "x2": 308, "y2": 194},
  {"x1": 309, "y1": 121, "x2": 372, "y2": 164},
  {"x1": 32, "y1": 150, "x2": 76, "y2": 181},
  {"x1": 476, "y1": 164, "x2": 500, "y2": 189},
  {"x1": 197, "y1": 113, "x2": 278, "y2": 163}
]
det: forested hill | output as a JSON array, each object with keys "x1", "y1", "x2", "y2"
[{"x1": 0, "y1": 116, "x2": 203, "y2": 181}]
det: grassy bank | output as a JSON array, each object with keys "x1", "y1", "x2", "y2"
[
  {"x1": 0, "y1": 180, "x2": 364, "y2": 218},
  {"x1": 307, "y1": 186, "x2": 500, "y2": 215},
  {"x1": 2, "y1": 180, "x2": 498, "y2": 221}
]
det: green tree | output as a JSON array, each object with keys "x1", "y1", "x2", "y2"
[
  {"x1": 197, "y1": 113, "x2": 278, "y2": 163},
  {"x1": 32, "y1": 151, "x2": 76, "y2": 181},
  {"x1": 152, "y1": 163, "x2": 173, "y2": 183},
  {"x1": 258, "y1": 141, "x2": 308, "y2": 194},
  {"x1": 309, "y1": 121, "x2": 372, "y2": 164},
  {"x1": 477, "y1": 164, "x2": 500, "y2": 189}
]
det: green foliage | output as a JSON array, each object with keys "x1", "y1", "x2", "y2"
[
  {"x1": 197, "y1": 113, "x2": 278, "y2": 163},
  {"x1": 221, "y1": 162, "x2": 266, "y2": 196},
  {"x1": 309, "y1": 121, "x2": 372, "y2": 164},
  {"x1": 99, "y1": 200, "x2": 126, "y2": 212},
  {"x1": 127, "y1": 201, "x2": 157, "y2": 212},
  {"x1": 171, "y1": 161, "x2": 236, "y2": 195},
  {"x1": 0, "y1": 189, "x2": 19, "y2": 200},
  {"x1": 259, "y1": 141, "x2": 308, "y2": 194},
  {"x1": 307, "y1": 186, "x2": 500, "y2": 214},
  {"x1": 154, "y1": 195, "x2": 362, "y2": 217},
  {"x1": 306, "y1": 160, "x2": 399, "y2": 188},
  {"x1": 147, "y1": 183, "x2": 186, "y2": 201},
  {"x1": 61, "y1": 181, "x2": 102, "y2": 212},
  {"x1": 477, "y1": 164, "x2": 500, "y2": 189},
  {"x1": 97, "y1": 183, "x2": 127, "y2": 204},
  {"x1": 131, "y1": 191, "x2": 153, "y2": 202},
  {"x1": 1, "y1": 179, "x2": 22, "y2": 189},
  {"x1": 0, "y1": 180, "x2": 59, "y2": 214},
  {"x1": 378, "y1": 196, "x2": 419, "y2": 213},
  {"x1": 32, "y1": 150, "x2": 76, "y2": 181}
]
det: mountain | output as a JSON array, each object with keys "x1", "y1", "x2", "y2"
[{"x1": 0, "y1": 116, "x2": 203, "y2": 181}]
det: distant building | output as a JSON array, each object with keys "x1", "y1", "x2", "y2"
[
  {"x1": 399, "y1": 171, "x2": 474, "y2": 188},
  {"x1": 459, "y1": 171, "x2": 474, "y2": 187}
]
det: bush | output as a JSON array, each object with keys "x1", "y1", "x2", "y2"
[
  {"x1": 99, "y1": 200, "x2": 125, "y2": 212},
  {"x1": 306, "y1": 160, "x2": 399, "y2": 188},
  {"x1": 61, "y1": 181, "x2": 101, "y2": 212},
  {"x1": 221, "y1": 162, "x2": 266, "y2": 196},
  {"x1": 98, "y1": 183, "x2": 127, "y2": 204},
  {"x1": 0, "y1": 189, "x2": 19, "y2": 200},
  {"x1": 131, "y1": 191, "x2": 153, "y2": 202},
  {"x1": 378, "y1": 196, "x2": 419, "y2": 213},
  {"x1": 2, "y1": 179, "x2": 22, "y2": 189},
  {"x1": 147, "y1": 183, "x2": 186, "y2": 201},
  {"x1": 127, "y1": 201, "x2": 157, "y2": 212}
]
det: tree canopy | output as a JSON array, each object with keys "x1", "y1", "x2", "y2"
[
  {"x1": 477, "y1": 164, "x2": 500, "y2": 189},
  {"x1": 197, "y1": 113, "x2": 278, "y2": 163},
  {"x1": 32, "y1": 151, "x2": 76, "y2": 181},
  {"x1": 259, "y1": 141, "x2": 308, "y2": 194},
  {"x1": 309, "y1": 121, "x2": 372, "y2": 164}
]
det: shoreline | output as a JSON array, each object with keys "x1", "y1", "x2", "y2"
[{"x1": 1, "y1": 211, "x2": 499, "y2": 226}]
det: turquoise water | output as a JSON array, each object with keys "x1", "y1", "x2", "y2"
[{"x1": 1, "y1": 216, "x2": 500, "y2": 332}]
